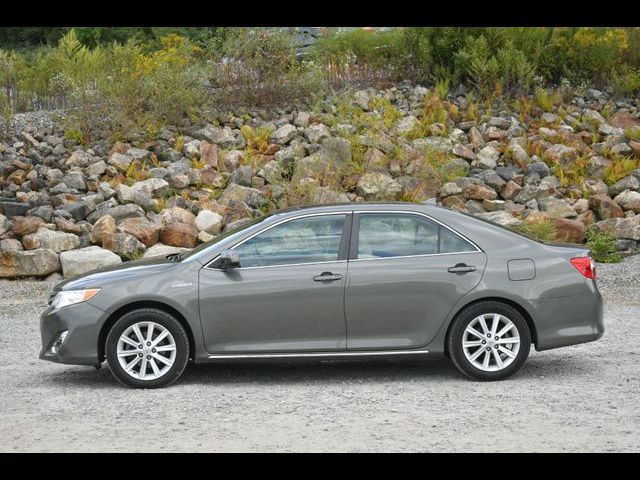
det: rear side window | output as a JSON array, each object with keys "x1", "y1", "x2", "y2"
[{"x1": 357, "y1": 213, "x2": 476, "y2": 259}]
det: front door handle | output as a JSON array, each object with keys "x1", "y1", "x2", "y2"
[
  {"x1": 313, "y1": 272, "x2": 343, "y2": 282},
  {"x1": 448, "y1": 263, "x2": 476, "y2": 273}
]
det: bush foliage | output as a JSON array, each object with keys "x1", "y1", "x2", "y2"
[{"x1": 1, "y1": 27, "x2": 639, "y2": 140}]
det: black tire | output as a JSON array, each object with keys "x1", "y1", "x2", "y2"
[
  {"x1": 448, "y1": 301, "x2": 531, "y2": 381},
  {"x1": 105, "y1": 308, "x2": 189, "y2": 389}
]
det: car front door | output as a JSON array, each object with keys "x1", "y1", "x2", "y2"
[
  {"x1": 199, "y1": 213, "x2": 351, "y2": 354},
  {"x1": 345, "y1": 211, "x2": 487, "y2": 350}
]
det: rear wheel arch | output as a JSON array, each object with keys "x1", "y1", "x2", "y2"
[
  {"x1": 444, "y1": 297, "x2": 538, "y2": 355},
  {"x1": 98, "y1": 301, "x2": 196, "y2": 363}
]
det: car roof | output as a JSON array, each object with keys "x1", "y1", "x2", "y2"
[{"x1": 271, "y1": 202, "x2": 441, "y2": 216}]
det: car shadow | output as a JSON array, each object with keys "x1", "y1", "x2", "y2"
[{"x1": 36, "y1": 354, "x2": 597, "y2": 389}]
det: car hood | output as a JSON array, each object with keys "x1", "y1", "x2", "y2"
[{"x1": 56, "y1": 256, "x2": 178, "y2": 291}]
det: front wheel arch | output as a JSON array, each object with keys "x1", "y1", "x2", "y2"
[{"x1": 98, "y1": 301, "x2": 196, "y2": 363}]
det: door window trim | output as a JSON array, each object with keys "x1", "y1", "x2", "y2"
[
  {"x1": 349, "y1": 210, "x2": 482, "y2": 262},
  {"x1": 204, "y1": 212, "x2": 351, "y2": 270}
]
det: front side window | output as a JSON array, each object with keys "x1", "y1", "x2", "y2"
[
  {"x1": 232, "y1": 215, "x2": 345, "y2": 268},
  {"x1": 357, "y1": 213, "x2": 476, "y2": 259}
]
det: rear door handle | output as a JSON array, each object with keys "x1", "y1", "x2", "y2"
[
  {"x1": 448, "y1": 263, "x2": 476, "y2": 273},
  {"x1": 313, "y1": 272, "x2": 343, "y2": 282}
]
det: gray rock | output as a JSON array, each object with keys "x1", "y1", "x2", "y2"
[
  {"x1": 356, "y1": 172, "x2": 402, "y2": 201},
  {"x1": 0, "y1": 214, "x2": 9, "y2": 236},
  {"x1": 0, "y1": 248, "x2": 60, "y2": 278},
  {"x1": 304, "y1": 124, "x2": 330, "y2": 144},
  {"x1": 195, "y1": 126, "x2": 239, "y2": 148},
  {"x1": 476, "y1": 145, "x2": 500, "y2": 170},
  {"x1": 0, "y1": 238, "x2": 23, "y2": 251},
  {"x1": 130, "y1": 178, "x2": 170, "y2": 198},
  {"x1": 474, "y1": 211, "x2": 522, "y2": 227},
  {"x1": 270, "y1": 124, "x2": 298, "y2": 145},
  {"x1": 218, "y1": 183, "x2": 268, "y2": 208},
  {"x1": 22, "y1": 227, "x2": 80, "y2": 253},
  {"x1": 608, "y1": 175, "x2": 640, "y2": 197},
  {"x1": 614, "y1": 190, "x2": 640, "y2": 213},
  {"x1": 439, "y1": 182, "x2": 463, "y2": 198},
  {"x1": 142, "y1": 243, "x2": 191, "y2": 259},
  {"x1": 195, "y1": 210, "x2": 224, "y2": 235},
  {"x1": 59, "y1": 246, "x2": 122, "y2": 278},
  {"x1": 538, "y1": 197, "x2": 578, "y2": 219},
  {"x1": 116, "y1": 184, "x2": 155, "y2": 211},
  {"x1": 594, "y1": 215, "x2": 640, "y2": 241},
  {"x1": 229, "y1": 165, "x2": 252, "y2": 187},
  {"x1": 311, "y1": 187, "x2": 350, "y2": 204}
]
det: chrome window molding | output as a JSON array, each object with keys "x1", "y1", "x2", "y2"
[{"x1": 203, "y1": 208, "x2": 483, "y2": 270}]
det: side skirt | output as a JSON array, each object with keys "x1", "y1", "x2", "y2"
[{"x1": 206, "y1": 349, "x2": 430, "y2": 360}]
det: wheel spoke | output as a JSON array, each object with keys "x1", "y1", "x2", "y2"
[
  {"x1": 490, "y1": 314, "x2": 500, "y2": 336},
  {"x1": 498, "y1": 346, "x2": 517, "y2": 359},
  {"x1": 151, "y1": 353, "x2": 172, "y2": 366},
  {"x1": 465, "y1": 326, "x2": 485, "y2": 340},
  {"x1": 139, "y1": 357, "x2": 148, "y2": 379},
  {"x1": 463, "y1": 340, "x2": 483, "y2": 348},
  {"x1": 149, "y1": 358, "x2": 161, "y2": 376},
  {"x1": 492, "y1": 349, "x2": 503, "y2": 368},
  {"x1": 155, "y1": 344, "x2": 176, "y2": 352},
  {"x1": 117, "y1": 350, "x2": 138, "y2": 358},
  {"x1": 132, "y1": 324, "x2": 145, "y2": 344},
  {"x1": 497, "y1": 337, "x2": 520, "y2": 345},
  {"x1": 120, "y1": 336, "x2": 139, "y2": 348},
  {"x1": 482, "y1": 350, "x2": 491, "y2": 369},
  {"x1": 468, "y1": 347, "x2": 486, "y2": 362},
  {"x1": 496, "y1": 323, "x2": 514, "y2": 338},
  {"x1": 478, "y1": 315, "x2": 490, "y2": 335},
  {"x1": 151, "y1": 330, "x2": 169, "y2": 347},
  {"x1": 124, "y1": 356, "x2": 141, "y2": 372},
  {"x1": 146, "y1": 322, "x2": 155, "y2": 343}
]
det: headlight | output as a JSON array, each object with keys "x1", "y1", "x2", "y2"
[{"x1": 50, "y1": 289, "x2": 101, "y2": 310}]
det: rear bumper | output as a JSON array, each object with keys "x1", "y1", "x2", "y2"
[
  {"x1": 39, "y1": 302, "x2": 107, "y2": 367},
  {"x1": 532, "y1": 280, "x2": 604, "y2": 351}
]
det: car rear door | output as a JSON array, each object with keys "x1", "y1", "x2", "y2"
[
  {"x1": 345, "y1": 211, "x2": 487, "y2": 350},
  {"x1": 198, "y1": 213, "x2": 351, "y2": 353}
]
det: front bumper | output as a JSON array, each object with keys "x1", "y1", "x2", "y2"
[
  {"x1": 39, "y1": 301, "x2": 107, "y2": 366},
  {"x1": 533, "y1": 280, "x2": 604, "y2": 351}
]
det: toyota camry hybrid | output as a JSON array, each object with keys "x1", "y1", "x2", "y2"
[{"x1": 39, "y1": 203, "x2": 604, "y2": 388}]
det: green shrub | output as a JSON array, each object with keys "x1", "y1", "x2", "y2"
[
  {"x1": 586, "y1": 229, "x2": 622, "y2": 263},
  {"x1": 514, "y1": 218, "x2": 559, "y2": 242}
]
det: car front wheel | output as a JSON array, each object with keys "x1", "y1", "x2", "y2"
[
  {"x1": 448, "y1": 301, "x2": 531, "y2": 381},
  {"x1": 105, "y1": 308, "x2": 189, "y2": 388}
]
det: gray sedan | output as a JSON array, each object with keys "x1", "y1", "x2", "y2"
[{"x1": 39, "y1": 203, "x2": 604, "y2": 388}]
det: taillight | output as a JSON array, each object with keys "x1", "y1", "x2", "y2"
[{"x1": 570, "y1": 257, "x2": 596, "y2": 280}]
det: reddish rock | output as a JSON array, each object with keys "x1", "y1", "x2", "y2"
[
  {"x1": 629, "y1": 140, "x2": 640, "y2": 158},
  {"x1": 577, "y1": 210, "x2": 596, "y2": 226},
  {"x1": 12, "y1": 216, "x2": 45, "y2": 237},
  {"x1": 464, "y1": 184, "x2": 497, "y2": 201},
  {"x1": 554, "y1": 218, "x2": 586, "y2": 243},
  {"x1": 160, "y1": 223, "x2": 198, "y2": 248},
  {"x1": 91, "y1": 215, "x2": 117, "y2": 244},
  {"x1": 609, "y1": 111, "x2": 640, "y2": 129},
  {"x1": 589, "y1": 194, "x2": 624, "y2": 220},
  {"x1": 117, "y1": 217, "x2": 162, "y2": 247},
  {"x1": 7, "y1": 170, "x2": 27, "y2": 185},
  {"x1": 109, "y1": 141, "x2": 131, "y2": 156},
  {"x1": 500, "y1": 180, "x2": 522, "y2": 201},
  {"x1": 199, "y1": 141, "x2": 219, "y2": 168}
]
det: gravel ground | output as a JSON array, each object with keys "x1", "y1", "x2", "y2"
[{"x1": 1, "y1": 257, "x2": 639, "y2": 452}]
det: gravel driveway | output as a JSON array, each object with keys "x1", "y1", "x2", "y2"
[{"x1": 1, "y1": 257, "x2": 639, "y2": 452}]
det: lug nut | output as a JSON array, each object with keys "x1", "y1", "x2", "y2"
[
  {"x1": 138, "y1": 345, "x2": 143, "y2": 349},
  {"x1": 495, "y1": 345, "x2": 499, "y2": 349},
  {"x1": 146, "y1": 342, "x2": 151, "y2": 346},
  {"x1": 487, "y1": 334, "x2": 491, "y2": 338},
  {"x1": 146, "y1": 355, "x2": 151, "y2": 359},
  {"x1": 495, "y1": 336, "x2": 499, "y2": 341},
  {"x1": 481, "y1": 340, "x2": 486, "y2": 345},
  {"x1": 486, "y1": 347, "x2": 491, "y2": 351},
  {"x1": 138, "y1": 353, "x2": 143, "y2": 357},
  {"x1": 151, "y1": 348, "x2": 156, "y2": 353}
]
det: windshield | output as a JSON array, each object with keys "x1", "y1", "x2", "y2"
[{"x1": 179, "y1": 211, "x2": 279, "y2": 263}]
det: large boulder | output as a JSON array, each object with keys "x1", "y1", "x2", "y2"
[
  {"x1": 194, "y1": 210, "x2": 224, "y2": 235},
  {"x1": 60, "y1": 246, "x2": 122, "y2": 278},
  {"x1": 538, "y1": 197, "x2": 578, "y2": 219},
  {"x1": 554, "y1": 218, "x2": 586, "y2": 243},
  {"x1": 117, "y1": 217, "x2": 162, "y2": 247},
  {"x1": 159, "y1": 207, "x2": 196, "y2": 225},
  {"x1": 589, "y1": 194, "x2": 624, "y2": 220},
  {"x1": 142, "y1": 243, "x2": 191, "y2": 259},
  {"x1": 22, "y1": 227, "x2": 80, "y2": 253},
  {"x1": 116, "y1": 184, "x2": 155, "y2": 210},
  {"x1": 614, "y1": 190, "x2": 640, "y2": 213},
  {"x1": 11, "y1": 216, "x2": 44, "y2": 237},
  {"x1": 474, "y1": 211, "x2": 522, "y2": 227},
  {"x1": 0, "y1": 249, "x2": 60, "y2": 278},
  {"x1": 356, "y1": 172, "x2": 402, "y2": 201},
  {"x1": 269, "y1": 124, "x2": 298, "y2": 145},
  {"x1": 130, "y1": 178, "x2": 170, "y2": 198},
  {"x1": 218, "y1": 183, "x2": 268, "y2": 208},
  {"x1": 160, "y1": 223, "x2": 199, "y2": 248},
  {"x1": 476, "y1": 145, "x2": 500, "y2": 170},
  {"x1": 102, "y1": 232, "x2": 146, "y2": 259},
  {"x1": 594, "y1": 216, "x2": 640, "y2": 241},
  {"x1": 91, "y1": 215, "x2": 117, "y2": 244}
]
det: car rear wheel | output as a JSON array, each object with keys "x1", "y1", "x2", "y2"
[
  {"x1": 105, "y1": 309, "x2": 189, "y2": 388},
  {"x1": 448, "y1": 301, "x2": 531, "y2": 381}
]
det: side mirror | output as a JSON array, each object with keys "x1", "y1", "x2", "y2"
[{"x1": 218, "y1": 250, "x2": 240, "y2": 270}]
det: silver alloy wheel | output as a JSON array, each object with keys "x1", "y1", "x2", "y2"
[
  {"x1": 462, "y1": 313, "x2": 521, "y2": 372},
  {"x1": 117, "y1": 321, "x2": 177, "y2": 380}
]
